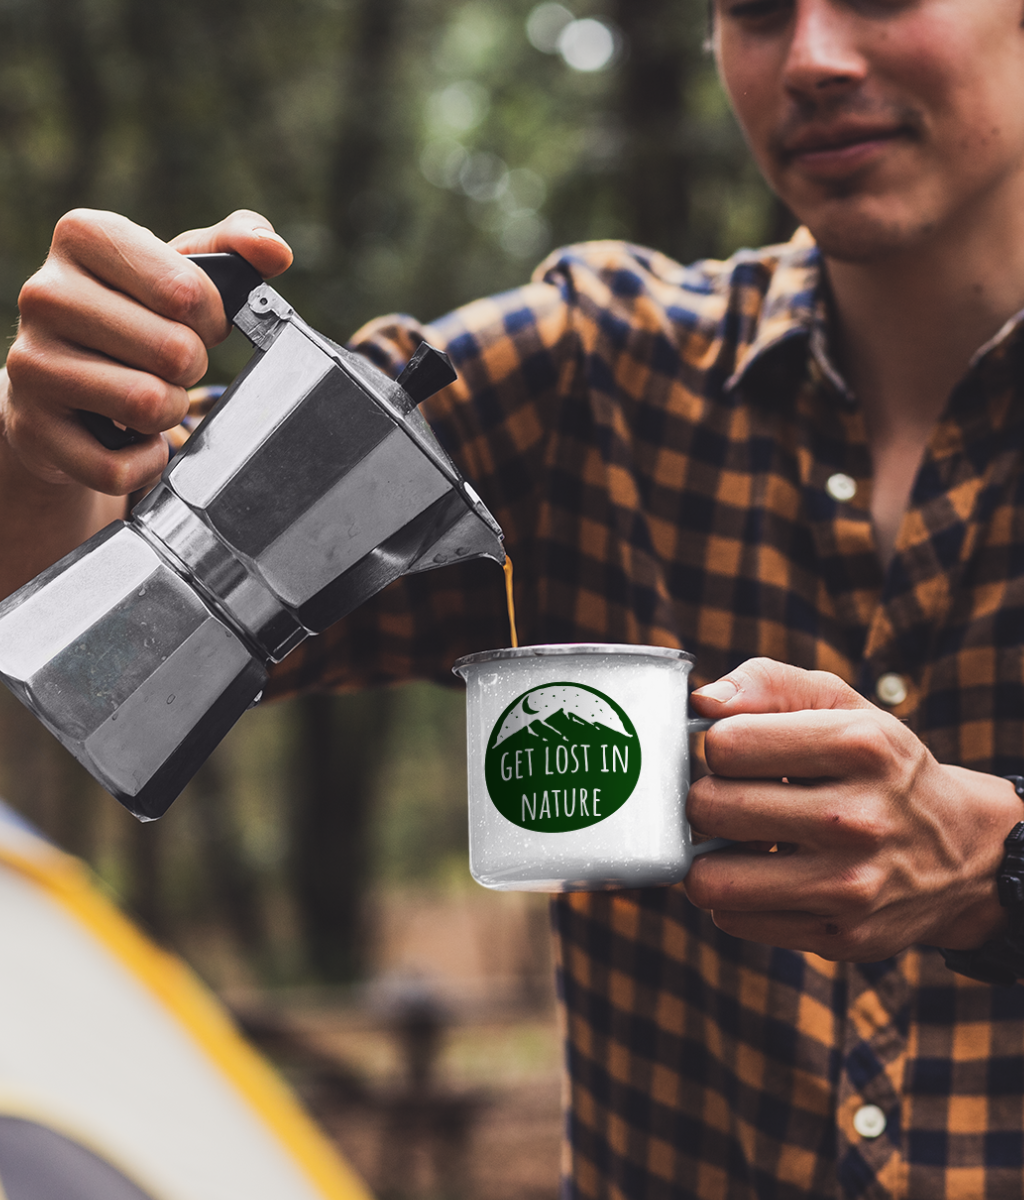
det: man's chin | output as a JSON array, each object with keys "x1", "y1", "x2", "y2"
[{"x1": 800, "y1": 205, "x2": 936, "y2": 264}]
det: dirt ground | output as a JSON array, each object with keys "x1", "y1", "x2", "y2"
[
  {"x1": 231, "y1": 887, "x2": 564, "y2": 1200},
  {"x1": 318, "y1": 1069, "x2": 562, "y2": 1200}
]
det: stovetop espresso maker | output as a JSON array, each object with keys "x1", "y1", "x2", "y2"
[{"x1": 0, "y1": 253, "x2": 505, "y2": 819}]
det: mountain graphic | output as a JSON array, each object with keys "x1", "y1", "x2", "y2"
[
  {"x1": 493, "y1": 707, "x2": 633, "y2": 759},
  {"x1": 491, "y1": 684, "x2": 632, "y2": 749}
]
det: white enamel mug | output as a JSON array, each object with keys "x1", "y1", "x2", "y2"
[{"x1": 452, "y1": 644, "x2": 728, "y2": 891}]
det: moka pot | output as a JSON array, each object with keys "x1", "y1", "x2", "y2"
[{"x1": 0, "y1": 254, "x2": 504, "y2": 819}]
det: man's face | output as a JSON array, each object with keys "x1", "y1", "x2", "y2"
[{"x1": 713, "y1": 0, "x2": 1024, "y2": 261}]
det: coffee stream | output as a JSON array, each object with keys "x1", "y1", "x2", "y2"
[{"x1": 503, "y1": 556, "x2": 519, "y2": 648}]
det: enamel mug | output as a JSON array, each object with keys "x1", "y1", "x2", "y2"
[{"x1": 452, "y1": 644, "x2": 727, "y2": 891}]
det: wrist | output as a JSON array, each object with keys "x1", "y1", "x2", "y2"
[
  {"x1": 941, "y1": 777, "x2": 1024, "y2": 985},
  {"x1": 0, "y1": 409, "x2": 126, "y2": 599},
  {"x1": 931, "y1": 768, "x2": 1023, "y2": 947}
]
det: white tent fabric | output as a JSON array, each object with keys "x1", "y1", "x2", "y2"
[{"x1": 0, "y1": 800, "x2": 371, "y2": 1200}]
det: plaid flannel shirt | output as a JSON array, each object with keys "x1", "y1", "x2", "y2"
[{"x1": 260, "y1": 229, "x2": 1024, "y2": 1198}]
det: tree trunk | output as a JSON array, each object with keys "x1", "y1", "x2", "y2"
[
  {"x1": 43, "y1": 0, "x2": 107, "y2": 213},
  {"x1": 611, "y1": 0, "x2": 693, "y2": 261},
  {"x1": 289, "y1": 689, "x2": 396, "y2": 982},
  {"x1": 191, "y1": 752, "x2": 269, "y2": 963},
  {"x1": 324, "y1": 0, "x2": 406, "y2": 324}
]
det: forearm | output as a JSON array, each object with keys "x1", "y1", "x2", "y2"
[{"x1": 0, "y1": 367, "x2": 126, "y2": 600}]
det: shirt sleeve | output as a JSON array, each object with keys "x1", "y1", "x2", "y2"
[{"x1": 262, "y1": 273, "x2": 578, "y2": 699}]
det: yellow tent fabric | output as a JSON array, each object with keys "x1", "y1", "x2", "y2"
[{"x1": 0, "y1": 801, "x2": 372, "y2": 1200}]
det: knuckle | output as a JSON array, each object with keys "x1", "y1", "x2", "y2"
[
  {"x1": 838, "y1": 714, "x2": 889, "y2": 771},
  {"x1": 808, "y1": 668, "x2": 853, "y2": 707},
  {"x1": 93, "y1": 443, "x2": 166, "y2": 496},
  {"x1": 703, "y1": 726, "x2": 737, "y2": 773},
  {"x1": 831, "y1": 930, "x2": 872, "y2": 962},
  {"x1": 833, "y1": 863, "x2": 882, "y2": 912},
  {"x1": 730, "y1": 656, "x2": 777, "y2": 691},
  {"x1": 151, "y1": 266, "x2": 207, "y2": 326},
  {"x1": 684, "y1": 874, "x2": 714, "y2": 911},
  {"x1": 227, "y1": 207, "x2": 264, "y2": 225},
  {"x1": 685, "y1": 777, "x2": 720, "y2": 830},
  {"x1": 94, "y1": 460, "x2": 136, "y2": 496},
  {"x1": 4, "y1": 334, "x2": 55, "y2": 396},
  {"x1": 827, "y1": 800, "x2": 888, "y2": 850},
  {"x1": 120, "y1": 375, "x2": 175, "y2": 429},
  {"x1": 51, "y1": 207, "x2": 99, "y2": 250},
  {"x1": 710, "y1": 910, "x2": 744, "y2": 937},
  {"x1": 16, "y1": 268, "x2": 64, "y2": 325},
  {"x1": 813, "y1": 919, "x2": 862, "y2": 961},
  {"x1": 3, "y1": 338, "x2": 32, "y2": 390},
  {"x1": 149, "y1": 324, "x2": 201, "y2": 383}
]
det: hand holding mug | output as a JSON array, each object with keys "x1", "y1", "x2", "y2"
[{"x1": 683, "y1": 658, "x2": 1023, "y2": 961}]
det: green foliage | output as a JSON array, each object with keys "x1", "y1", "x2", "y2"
[
  {"x1": 372, "y1": 683, "x2": 469, "y2": 888},
  {"x1": 0, "y1": 0, "x2": 780, "y2": 365}
]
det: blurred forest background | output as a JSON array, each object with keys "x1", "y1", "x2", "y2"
[
  {"x1": 0, "y1": 0, "x2": 788, "y2": 992},
  {"x1": 0, "y1": 2, "x2": 793, "y2": 1191}
]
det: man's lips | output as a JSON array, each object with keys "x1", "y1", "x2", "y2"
[{"x1": 778, "y1": 123, "x2": 911, "y2": 170}]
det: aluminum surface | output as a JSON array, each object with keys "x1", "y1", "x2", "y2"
[{"x1": 0, "y1": 262, "x2": 505, "y2": 819}]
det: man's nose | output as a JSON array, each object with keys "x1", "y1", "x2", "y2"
[{"x1": 782, "y1": 0, "x2": 868, "y2": 99}]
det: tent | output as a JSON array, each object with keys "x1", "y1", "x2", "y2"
[{"x1": 0, "y1": 800, "x2": 371, "y2": 1200}]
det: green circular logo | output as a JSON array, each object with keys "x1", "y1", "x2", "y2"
[{"x1": 484, "y1": 682, "x2": 642, "y2": 832}]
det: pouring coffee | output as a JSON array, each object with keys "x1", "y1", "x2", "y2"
[{"x1": 0, "y1": 254, "x2": 505, "y2": 820}]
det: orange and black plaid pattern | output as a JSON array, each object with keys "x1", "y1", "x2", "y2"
[{"x1": 265, "y1": 230, "x2": 1024, "y2": 1197}]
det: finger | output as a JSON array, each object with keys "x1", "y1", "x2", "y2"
[
  {"x1": 684, "y1": 837, "x2": 856, "y2": 914},
  {"x1": 7, "y1": 397, "x2": 169, "y2": 496},
  {"x1": 48, "y1": 210, "x2": 232, "y2": 346},
  {"x1": 5, "y1": 339, "x2": 183, "y2": 494},
  {"x1": 687, "y1": 774, "x2": 846, "y2": 842},
  {"x1": 702, "y1": 908, "x2": 872, "y2": 960},
  {"x1": 168, "y1": 208, "x2": 293, "y2": 279},
  {"x1": 702, "y1": 707, "x2": 907, "y2": 780},
  {"x1": 690, "y1": 656, "x2": 874, "y2": 718},
  {"x1": 18, "y1": 267, "x2": 210, "y2": 388}
]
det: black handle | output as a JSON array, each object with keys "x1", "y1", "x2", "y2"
[
  {"x1": 80, "y1": 252, "x2": 263, "y2": 451},
  {"x1": 396, "y1": 342, "x2": 458, "y2": 406},
  {"x1": 186, "y1": 252, "x2": 265, "y2": 323}
]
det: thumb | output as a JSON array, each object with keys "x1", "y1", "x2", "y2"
[
  {"x1": 168, "y1": 209, "x2": 293, "y2": 280},
  {"x1": 690, "y1": 657, "x2": 872, "y2": 716}
]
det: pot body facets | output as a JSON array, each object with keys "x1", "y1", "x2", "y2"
[{"x1": 453, "y1": 644, "x2": 710, "y2": 892}]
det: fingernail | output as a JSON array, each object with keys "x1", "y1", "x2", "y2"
[
  {"x1": 692, "y1": 679, "x2": 738, "y2": 703},
  {"x1": 251, "y1": 227, "x2": 291, "y2": 248}
]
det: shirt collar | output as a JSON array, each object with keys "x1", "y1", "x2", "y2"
[
  {"x1": 724, "y1": 226, "x2": 836, "y2": 397},
  {"x1": 725, "y1": 227, "x2": 1024, "y2": 404}
]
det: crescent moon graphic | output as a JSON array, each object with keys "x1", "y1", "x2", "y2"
[{"x1": 522, "y1": 695, "x2": 539, "y2": 715}]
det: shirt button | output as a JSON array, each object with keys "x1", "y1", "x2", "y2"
[
  {"x1": 853, "y1": 1104, "x2": 887, "y2": 1140},
  {"x1": 826, "y1": 472, "x2": 857, "y2": 502},
  {"x1": 876, "y1": 673, "x2": 908, "y2": 707}
]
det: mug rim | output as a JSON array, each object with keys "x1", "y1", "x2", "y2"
[{"x1": 452, "y1": 642, "x2": 695, "y2": 676}]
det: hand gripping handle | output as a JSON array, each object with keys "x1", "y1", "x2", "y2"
[
  {"x1": 686, "y1": 715, "x2": 733, "y2": 858},
  {"x1": 79, "y1": 252, "x2": 264, "y2": 451}
]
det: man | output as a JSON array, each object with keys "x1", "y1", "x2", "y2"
[{"x1": 4, "y1": 0, "x2": 1024, "y2": 1194}]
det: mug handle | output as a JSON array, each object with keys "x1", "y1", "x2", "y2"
[{"x1": 686, "y1": 715, "x2": 733, "y2": 857}]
